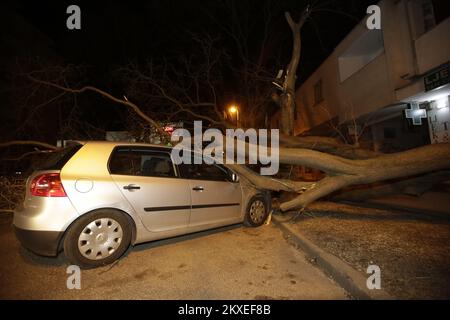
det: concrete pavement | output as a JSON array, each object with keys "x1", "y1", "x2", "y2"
[{"x1": 0, "y1": 214, "x2": 348, "y2": 299}]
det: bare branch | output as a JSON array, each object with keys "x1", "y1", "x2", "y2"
[
  {"x1": 0, "y1": 140, "x2": 58, "y2": 150},
  {"x1": 27, "y1": 75, "x2": 168, "y2": 139}
]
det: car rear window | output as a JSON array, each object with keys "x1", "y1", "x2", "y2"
[{"x1": 36, "y1": 144, "x2": 83, "y2": 170}]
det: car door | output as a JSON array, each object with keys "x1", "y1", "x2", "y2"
[
  {"x1": 109, "y1": 147, "x2": 191, "y2": 232},
  {"x1": 179, "y1": 156, "x2": 242, "y2": 228}
]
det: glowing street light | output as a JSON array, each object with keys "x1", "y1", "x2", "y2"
[{"x1": 228, "y1": 104, "x2": 239, "y2": 127}]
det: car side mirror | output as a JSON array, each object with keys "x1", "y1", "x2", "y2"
[{"x1": 230, "y1": 172, "x2": 239, "y2": 183}]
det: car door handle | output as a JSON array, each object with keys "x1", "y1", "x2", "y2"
[
  {"x1": 123, "y1": 184, "x2": 140, "y2": 190},
  {"x1": 192, "y1": 186, "x2": 204, "y2": 191}
]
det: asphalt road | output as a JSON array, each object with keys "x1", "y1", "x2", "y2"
[{"x1": 0, "y1": 214, "x2": 347, "y2": 299}]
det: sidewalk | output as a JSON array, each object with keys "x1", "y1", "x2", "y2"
[
  {"x1": 366, "y1": 191, "x2": 450, "y2": 216},
  {"x1": 272, "y1": 201, "x2": 450, "y2": 299},
  {"x1": 272, "y1": 211, "x2": 392, "y2": 300}
]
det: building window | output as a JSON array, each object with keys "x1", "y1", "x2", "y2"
[
  {"x1": 314, "y1": 79, "x2": 323, "y2": 105},
  {"x1": 422, "y1": 1, "x2": 436, "y2": 32}
]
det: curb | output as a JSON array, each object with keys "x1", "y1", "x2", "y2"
[{"x1": 272, "y1": 214, "x2": 392, "y2": 300}]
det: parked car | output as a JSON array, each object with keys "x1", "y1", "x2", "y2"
[{"x1": 13, "y1": 141, "x2": 271, "y2": 268}]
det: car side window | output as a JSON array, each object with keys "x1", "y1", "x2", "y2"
[
  {"x1": 179, "y1": 154, "x2": 230, "y2": 181},
  {"x1": 109, "y1": 148, "x2": 176, "y2": 178},
  {"x1": 180, "y1": 163, "x2": 230, "y2": 181}
]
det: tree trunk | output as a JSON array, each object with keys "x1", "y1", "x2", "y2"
[{"x1": 272, "y1": 8, "x2": 310, "y2": 136}]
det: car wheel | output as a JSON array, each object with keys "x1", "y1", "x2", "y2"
[
  {"x1": 63, "y1": 209, "x2": 132, "y2": 268},
  {"x1": 244, "y1": 194, "x2": 270, "y2": 227}
]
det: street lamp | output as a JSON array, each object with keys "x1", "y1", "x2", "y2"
[{"x1": 228, "y1": 104, "x2": 239, "y2": 127}]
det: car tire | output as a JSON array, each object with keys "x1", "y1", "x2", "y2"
[
  {"x1": 244, "y1": 194, "x2": 270, "y2": 227},
  {"x1": 63, "y1": 209, "x2": 132, "y2": 268}
]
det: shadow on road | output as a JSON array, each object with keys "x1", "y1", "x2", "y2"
[{"x1": 130, "y1": 223, "x2": 242, "y2": 253}]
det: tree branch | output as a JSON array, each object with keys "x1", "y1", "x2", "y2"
[
  {"x1": 27, "y1": 75, "x2": 168, "y2": 139},
  {"x1": 0, "y1": 140, "x2": 58, "y2": 150}
]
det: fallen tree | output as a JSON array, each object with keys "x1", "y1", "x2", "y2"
[
  {"x1": 2, "y1": 89, "x2": 449, "y2": 213},
  {"x1": 223, "y1": 140, "x2": 450, "y2": 211}
]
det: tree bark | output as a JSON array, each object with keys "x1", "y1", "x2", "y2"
[
  {"x1": 279, "y1": 134, "x2": 380, "y2": 159},
  {"x1": 274, "y1": 143, "x2": 450, "y2": 210}
]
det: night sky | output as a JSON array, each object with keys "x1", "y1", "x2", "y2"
[
  {"x1": 1, "y1": 0, "x2": 375, "y2": 140},
  {"x1": 11, "y1": 0, "x2": 375, "y2": 78}
]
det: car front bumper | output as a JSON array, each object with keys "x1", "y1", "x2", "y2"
[{"x1": 13, "y1": 226, "x2": 63, "y2": 256}]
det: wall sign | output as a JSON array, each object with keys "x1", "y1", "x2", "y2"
[{"x1": 424, "y1": 62, "x2": 450, "y2": 92}]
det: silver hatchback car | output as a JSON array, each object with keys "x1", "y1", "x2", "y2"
[{"x1": 13, "y1": 141, "x2": 271, "y2": 268}]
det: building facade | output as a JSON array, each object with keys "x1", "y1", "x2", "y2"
[{"x1": 273, "y1": 0, "x2": 450, "y2": 154}]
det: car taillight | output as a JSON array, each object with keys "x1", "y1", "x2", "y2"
[{"x1": 30, "y1": 173, "x2": 67, "y2": 197}]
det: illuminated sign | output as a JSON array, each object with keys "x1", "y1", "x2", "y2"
[
  {"x1": 405, "y1": 102, "x2": 427, "y2": 125},
  {"x1": 424, "y1": 62, "x2": 450, "y2": 92}
]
